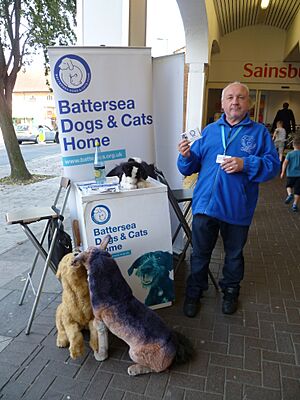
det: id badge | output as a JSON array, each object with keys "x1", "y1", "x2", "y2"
[{"x1": 216, "y1": 154, "x2": 232, "y2": 164}]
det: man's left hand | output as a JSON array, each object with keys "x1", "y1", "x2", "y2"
[{"x1": 221, "y1": 157, "x2": 244, "y2": 174}]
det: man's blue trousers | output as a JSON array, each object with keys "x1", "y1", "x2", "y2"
[{"x1": 186, "y1": 214, "x2": 249, "y2": 299}]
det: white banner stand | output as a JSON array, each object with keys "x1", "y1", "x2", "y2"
[{"x1": 48, "y1": 46, "x2": 185, "y2": 216}]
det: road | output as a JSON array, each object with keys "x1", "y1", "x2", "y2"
[{"x1": 0, "y1": 142, "x2": 61, "y2": 166}]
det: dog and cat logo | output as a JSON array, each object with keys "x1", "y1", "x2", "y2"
[
  {"x1": 91, "y1": 205, "x2": 111, "y2": 225},
  {"x1": 54, "y1": 54, "x2": 91, "y2": 93},
  {"x1": 240, "y1": 135, "x2": 256, "y2": 154}
]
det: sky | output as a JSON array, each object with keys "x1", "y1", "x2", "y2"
[{"x1": 146, "y1": 0, "x2": 186, "y2": 57}]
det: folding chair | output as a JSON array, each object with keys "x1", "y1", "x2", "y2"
[
  {"x1": 154, "y1": 167, "x2": 219, "y2": 290},
  {"x1": 5, "y1": 177, "x2": 71, "y2": 334}
]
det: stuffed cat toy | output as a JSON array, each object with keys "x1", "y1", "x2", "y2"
[
  {"x1": 72, "y1": 235, "x2": 193, "y2": 375},
  {"x1": 107, "y1": 157, "x2": 156, "y2": 190}
]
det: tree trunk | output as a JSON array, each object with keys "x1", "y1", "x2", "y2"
[{"x1": 0, "y1": 91, "x2": 32, "y2": 181}]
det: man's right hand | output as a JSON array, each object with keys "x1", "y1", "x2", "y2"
[{"x1": 178, "y1": 139, "x2": 191, "y2": 158}]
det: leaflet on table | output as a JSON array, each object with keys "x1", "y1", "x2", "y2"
[{"x1": 76, "y1": 177, "x2": 120, "y2": 195}]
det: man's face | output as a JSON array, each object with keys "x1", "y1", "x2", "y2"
[{"x1": 221, "y1": 84, "x2": 249, "y2": 125}]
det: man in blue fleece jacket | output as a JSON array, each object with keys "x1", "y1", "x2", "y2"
[{"x1": 178, "y1": 82, "x2": 280, "y2": 317}]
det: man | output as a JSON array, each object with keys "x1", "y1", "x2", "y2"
[
  {"x1": 177, "y1": 82, "x2": 280, "y2": 318},
  {"x1": 271, "y1": 102, "x2": 296, "y2": 136}
]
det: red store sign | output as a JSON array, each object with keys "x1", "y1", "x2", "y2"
[{"x1": 243, "y1": 63, "x2": 300, "y2": 80}]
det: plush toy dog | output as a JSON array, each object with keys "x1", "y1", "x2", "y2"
[
  {"x1": 55, "y1": 251, "x2": 98, "y2": 359},
  {"x1": 107, "y1": 157, "x2": 156, "y2": 190},
  {"x1": 72, "y1": 236, "x2": 193, "y2": 375},
  {"x1": 128, "y1": 251, "x2": 174, "y2": 306}
]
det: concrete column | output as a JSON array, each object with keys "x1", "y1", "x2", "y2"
[
  {"x1": 186, "y1": 63, "x2": 206, "y2": 130},
  {"x1": 76, "y1": 0, "x2": 127, "y2": 46},
  {"x1": 175, "y1": 0, "x2": 208, "y2": 130},
  {"x1": 128, "y1": 0, "x2": 147, "y2": 46}
]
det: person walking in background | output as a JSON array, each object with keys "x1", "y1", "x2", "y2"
[
  {"x1": 280, "y1": 137, "x2": 300, "y2": 212},
  {"x1": 271, "y1": 102, "x2": 296, "y2": 139},
  {"x1": 177, "y1": 81, "x2": 280, "y2": 318},
  {"x1": 272, "y1": 120, "x2": 286, "y2": 163}
]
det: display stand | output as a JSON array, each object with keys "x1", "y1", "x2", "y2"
[{"x1": 74, "y1": 178, "x2": 174, "y2": 309}]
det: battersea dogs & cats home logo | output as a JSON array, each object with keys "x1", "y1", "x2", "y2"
[
  {"x1": 91, "y1": 205, "x2": 111, "y2": 225},
  {"x1": 54, "y1": 54, "x2": 91, "y2": 93}
]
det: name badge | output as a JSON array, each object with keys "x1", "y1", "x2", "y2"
[{"x1": 216, "y1": 154, "x2": 232, "y2": 164}]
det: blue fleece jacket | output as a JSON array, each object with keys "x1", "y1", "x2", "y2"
[{"x1": 177, "y1": 114, "x2": 280, "y2": 226}]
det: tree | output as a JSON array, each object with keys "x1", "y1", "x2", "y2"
[{"x1": 0, "y1": 0, "x2": 76, "y2": 181}]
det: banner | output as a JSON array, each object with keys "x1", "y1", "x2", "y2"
[
  {"x1": 75, "y1": 180, "x2": 174, "y2": 308},
  {"x1": 48, "y1": 47, "x2": 155, "y2": 182}
]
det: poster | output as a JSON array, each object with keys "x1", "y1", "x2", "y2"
[
  {"x1": 48, "y1": 47, "x2": 155, "y2": 182},
  {"x1": 75, "y1": 180, "x2": 174, "y2": 308}
]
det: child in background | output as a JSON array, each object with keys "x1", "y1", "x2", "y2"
[
  {"x1": 273, "y1": 120, "x2": 286, "y2": 162},
  {"x1": 280, "y1": 137, "x2": 300, "y2": 212}
]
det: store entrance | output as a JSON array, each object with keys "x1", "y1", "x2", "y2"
[{"x1": 206, "y1": 88, "x2": 300, "y2": 132}]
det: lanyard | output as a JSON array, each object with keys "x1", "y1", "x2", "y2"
[{"x1": 221, "y1": 125, "x2": 243, "y2": 154}]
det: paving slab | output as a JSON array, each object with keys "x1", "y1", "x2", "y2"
[{"x1": 0, "y1": 152, "x2": 300, "y2": 399}]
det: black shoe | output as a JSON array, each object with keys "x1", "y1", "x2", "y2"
[
  {"x1": 285, "y1": 194, "x2": 294, "y2": 204},
  {"x1": 222, "y1": 288, "x2": 239, "y2": 315},
  {"x1": 183, "y1": 297, "x2": 199, "y2": 318}
]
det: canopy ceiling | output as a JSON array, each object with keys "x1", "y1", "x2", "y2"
[{"x1": 212, "y1": 0, "x2": 300, "y2": 35}]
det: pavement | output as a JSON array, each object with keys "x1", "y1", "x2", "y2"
[
  {"x1": 0, "y1": 152, "x2": 300, "y2": 399},
  {"x1": 0, "y1": 153, "x2": 63, "y2": 259}
]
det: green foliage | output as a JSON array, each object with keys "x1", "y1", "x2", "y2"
[
  {"x1": 0, "y1": 0, "x2": 76, "y2": 82},
  {"x1": 0, "y1": 0, "x2": 76, "y2": 181}
]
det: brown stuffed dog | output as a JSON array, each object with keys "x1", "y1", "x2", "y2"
[
  {"x1": 72, "y1": 236, "x2": 193, "y2": 375},
  {"x1": 55, "y1": 251, "x2": 98, "y2": 359}
]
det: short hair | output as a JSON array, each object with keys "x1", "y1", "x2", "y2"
[
  {"x1": 283, "y1": 102, "x2": 289, "y2": 108},
  {"x1": 221, "y1": 81, "x2": 249, "y2": 101},
  {"x1": 293, "y1": 137, "x2": 300, "y2": 147}
]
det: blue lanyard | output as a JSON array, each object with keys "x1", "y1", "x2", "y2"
[{"x1": 221, "y1": 125, "x2": 243, "y2": 154}]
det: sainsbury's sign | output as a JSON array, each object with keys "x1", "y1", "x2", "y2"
[
  {"x1": 209, "y1": 61, "x2": 300, "y2": 83},
  {"x1": 243, "y1": 63, "x2": 300, "y2": 79}
]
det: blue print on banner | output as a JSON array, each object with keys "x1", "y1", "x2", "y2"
[
  {"x1": 62, "y1": 149, "x2": 126, "y2": 166},
  {"x1": 112, "y1": 250, "x2": 132, "y2": 258},
  {"x1": 54, "y1": 54, "x2": 91, "y2": 93}
]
